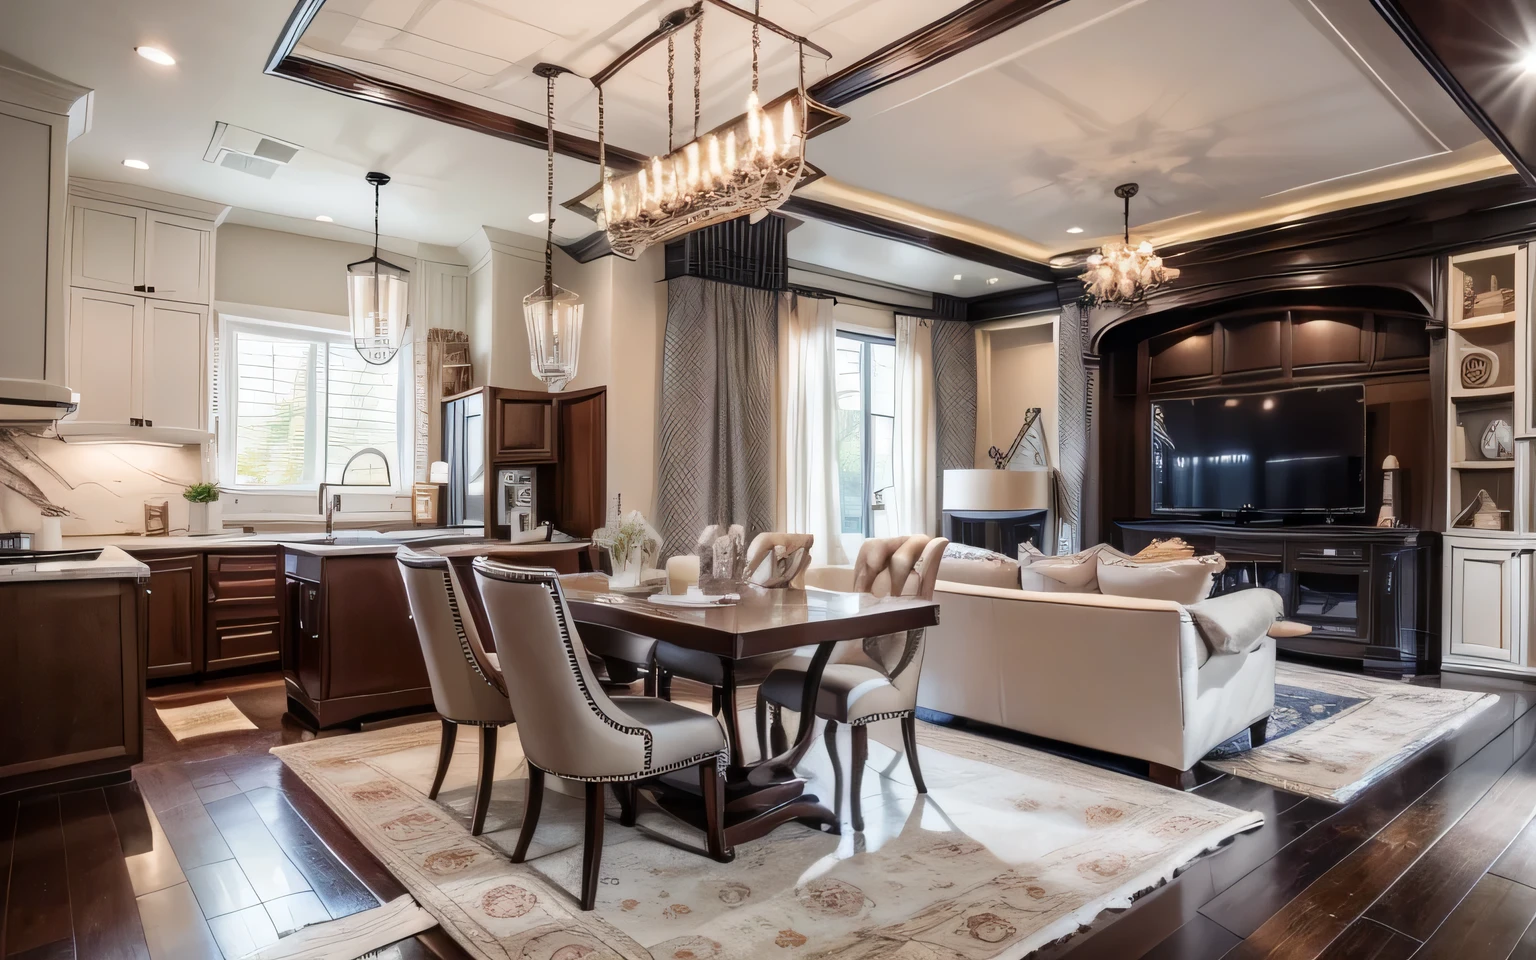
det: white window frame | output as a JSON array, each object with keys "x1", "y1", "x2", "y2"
[{"x1": 216, "y1": 312, "x2": 413, "y2": 494}]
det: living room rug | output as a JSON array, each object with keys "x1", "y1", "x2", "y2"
[
  {"x1": 154, "y1": 697, "x2": 257, "y2": 741},
  {"x1": 273, "y1": 718, "x2": 1263, "y2": 960},
  {"x1": 1204, "y1": 663, "x2": 1497, "y2": 803}
]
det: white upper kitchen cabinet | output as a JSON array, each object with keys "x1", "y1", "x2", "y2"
[
  {"x1": 67, "y1": 288, "x2": 140, "y2": 426},
  {"x1": 146, "y1": 212, "x2": 212, "y2": 304},
  {"x1": 141, "y1": 300, "x2": 207, "y2": 432},
  {"x1": 69, "y1": 198, "x2": 145, "y2": 295}
]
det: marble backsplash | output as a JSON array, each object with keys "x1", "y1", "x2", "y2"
[{"x1": 0, "y1": 431, "x2": 204, "y2": 537}]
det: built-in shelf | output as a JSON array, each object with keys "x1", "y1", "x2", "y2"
[
  {"x1": 1453, "y1": 460, "x2": 1517, "y2": 469},
  {"x1": 1452, "y1": 385, "x2": 1517, "y2": 399},
  {"x1": 1452, "y1": 311, "x2": 1517, "y2": 329}
]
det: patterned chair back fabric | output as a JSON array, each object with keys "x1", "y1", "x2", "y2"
[
  {"x1": 395, "y1": 548, "x2": 513, "y2": 727},
  {"x1": 472, "y1": 559, "x2": 653, "y2": 780},
  {"x1": 862, "y1": 537, "x2": 949, "y2": 699}
]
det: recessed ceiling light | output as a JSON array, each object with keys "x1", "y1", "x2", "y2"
[
  {"x1": 315, "y1": 215, "x2": 333, "y2": 222},
  {"x1": 953, "y1": 274, "x2": 963, "y2": 280},
  {"x1": 529, "y1": 212, "x2": 548, "y2": 223},
  {"x1": 135, "y1": 46, "x2": 176, "y2": 66},
  {"x1": 987, "y1": 277, "x2": 1000, "y2": 285},
  {"x1": 122, "y1": 159, "x2": 149, "y2": 170},
  {"x1": 1066, "y1": 226, "x2": 1084, "y2": 234},
  {"x1": 1522, "y1": 49, "x2": 1536, "y2": 74}
]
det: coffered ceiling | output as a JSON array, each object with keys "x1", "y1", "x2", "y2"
[{"x1": 0, "y1": 0, "x2": 1522, "y2": 297}]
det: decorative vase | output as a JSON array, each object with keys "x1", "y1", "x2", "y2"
[
  {"x1": 610, "y1": 544, "x2": 644, "y2": 589},
  {"x1": 36, "y1": 515, "x2": 63, "y2": 551},
  {"x1": 188, "y1": 501, "x2": 212, "y2": 535}
]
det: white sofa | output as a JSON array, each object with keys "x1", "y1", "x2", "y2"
[{"x1": 805, "y1": 566, "x2": 1277, "y2": 784}]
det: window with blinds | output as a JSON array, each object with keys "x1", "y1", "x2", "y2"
[{"x1": 219, "y1": 318, "x2": 407, "y2": 489}]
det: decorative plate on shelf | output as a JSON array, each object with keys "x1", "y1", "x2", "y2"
[{"x1": 1460, "y1": 346, "x2": 1499, "y2": 389}]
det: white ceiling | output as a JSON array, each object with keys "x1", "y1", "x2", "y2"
[
  {"x1": 808, "y1": 0, "x2": 1491, "y2": 249},
  {"x1": 0, "y1": 0, "x2": 1512, "y2": 295},
  {"x1": 0, "y1": 0, "x2": 600, "y2": 250},
  {"x1": 786, "y1": 217, "x2": 1044, "y2": 297}
]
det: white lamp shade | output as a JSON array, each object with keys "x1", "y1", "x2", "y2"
[
  {"x1": 523, "y1": 282, "x2": 583, "y2": 392},
  {"x1": 943, "y1": 468, "x2": 1051, "y2": 511},
  {"x1": 347, "y1": 255, "x2": 410, "y2": 364}
]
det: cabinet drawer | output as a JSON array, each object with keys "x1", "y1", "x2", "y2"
[
  {"x1": 1291, "y1": 543, "x2": 1366, "y2": 563},
  {"x1": 206, "y1": 620, "x2": 280, "y2": 671},
  {"x1": 207, "y1": 551, "x2": 279, "y2": 601}
]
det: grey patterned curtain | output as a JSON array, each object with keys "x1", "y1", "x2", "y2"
[
  {"x1": 931, "y1": 319, "x2": 977, "y2": 513},
  {"x1": 1056, "y1": 302, "x2": 1090, "y2": 552},
  {"x1": 654, "y1": 276, "x2": 779, "y2": 558}
]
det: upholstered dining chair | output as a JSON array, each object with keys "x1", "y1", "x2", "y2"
[
  {"x1": 471, "y1": 558, "x2": 730, "y2": 911},
  {"x1": 652, "y1": 532, "x2": 815, "y2": 766},
  {"x1": 755, "y1": 534, "x2": 948, "y2": 831},
  {"x1": 395, "y1": 547, "x2": 513, "y2": 837}
]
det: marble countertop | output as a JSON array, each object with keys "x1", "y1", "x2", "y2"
[
  {"x1": 65, "y1": 528, "x2": 490, "y2": 552},
  {"x1": 0, "y1": 545, "x2": 149, "y2": 583}
]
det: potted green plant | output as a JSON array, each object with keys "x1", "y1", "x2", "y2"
[{"x1": 182, "y1": 482, "x2": 221, "y2": 535}]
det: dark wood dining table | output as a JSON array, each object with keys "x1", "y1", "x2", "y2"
[{"x1": 558, "y1": 573, "x2": 939, "y2": 850}]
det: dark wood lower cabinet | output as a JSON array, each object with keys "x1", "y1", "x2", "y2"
[
  {"x1": 130, "y1": 546, "x2": 282, "y2": 683},
  {"x1": 141, "y1": 552, "x2": 204, "y2": 679},
  {"x1": 0, "y1": 577, "x2": 145, "y2": 796},
  {"x1": 281, "y1": 548, "x2": 434, "y2": 729}
]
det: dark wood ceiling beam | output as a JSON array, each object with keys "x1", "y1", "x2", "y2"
[
  {"x1": 1372, "y1": 0, "x2": 1536, "y2": 186},
  {"x1": 781, "y1": 195, "x2": 1056, "y2": 282},
  {"x1": 809, "y1": 0, "x2": 1071, "y2": 107}
]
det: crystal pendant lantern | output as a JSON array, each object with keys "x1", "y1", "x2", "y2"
[
  {"x1": 523, "y1": 65, "x2": 583, "y2": 392},
  {"x1": 346, "y1": 172, "x2": 410, "y2": 364},
  {"x1": 1078, "y1": 183, "x2": 1179, "y2": 307}
]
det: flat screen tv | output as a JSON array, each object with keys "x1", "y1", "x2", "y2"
[{"x1": 1151, "y1": 385, "x2": 1366, "y2": 515}]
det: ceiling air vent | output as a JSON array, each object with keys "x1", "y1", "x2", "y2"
[{"x1": 203, "y1": 122, "x2": 301, "y2": 180}]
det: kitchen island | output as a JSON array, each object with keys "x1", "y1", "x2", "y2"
[
  {"x1": 280, "y1": 536, "x2": 599, "y2": 728},
  {"x1": 0, "y1": 546, "x2": 148, "y2": 796}
]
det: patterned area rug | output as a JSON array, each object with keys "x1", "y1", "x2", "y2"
[
  {"x1": 154, "y1": 697, "x2": 258, "y2": 741},
  {"x1": 273, "y1": 719, "x2": 1263, "y2": 960},
  {"x1": 1204, "y1": 663, "x2": 1497, "y2": 803}
]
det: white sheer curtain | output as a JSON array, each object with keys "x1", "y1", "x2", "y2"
[
  {"x1": 892, "y1": 315, "x2": 937, "y2": 535},
  {"x1": 777, "y1": 293, "x2": 848, "y2": 566}
]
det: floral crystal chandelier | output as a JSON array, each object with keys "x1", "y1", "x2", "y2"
[
  {"x1": 591, "y1": 2, "x2": 838, "y2": 259},
  {"x1": 1079, "y1": 183, "x2": 1179, "y2": 307},
  {"x1": 346, "y1": 172, "x2": 410, "y2": 364},
  {"x1": 524, "y1": 66, "x2": 583, "y2": 392}
]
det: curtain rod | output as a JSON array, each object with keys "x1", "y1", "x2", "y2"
[{"x1": 788, "y1": 284, "x2": 947, "y2": 320}]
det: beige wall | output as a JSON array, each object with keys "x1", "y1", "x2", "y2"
[
  {"x1": 215, "y1": 223, "x2": 411, "y2": 317},
  {"x1": 977, "y1": 318, "x2": 1059, "y2": 469}
]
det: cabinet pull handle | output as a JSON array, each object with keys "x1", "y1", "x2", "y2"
[
  {"x1": 144, "y1": 419, "x2": 153, "y2": 427},
  {"x1": 146, "y1": 286, "x2": 156, "y2": 293},
  {"x1": 133, "y1": 284, "x2": 146, "y2": 292}
]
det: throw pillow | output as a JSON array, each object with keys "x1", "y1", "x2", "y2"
[
  {"x1": 1187, "y1": 588, "x2": 1285, "y2": 655},
  {"x1": 937, "y1": 543, "x2": 1020, "y2": 590},
  {"x1": 1096, "y1": 553, "x2": 1226, "y2": 604},
  {"x1": 1133, "y1": 537, "x2": 1197, "y2": 561},
  {"x1": 1017, "y1": 543, "x2": 1128, "y2": 593}
]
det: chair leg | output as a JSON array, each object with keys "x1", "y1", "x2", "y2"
[
  {"x1": 710, "y1": 685, "x2": 724, "y2": 717},
  {"x1": 1249, "y1": 716, "x2": 1271, "y2": 747},
  {"x1": 656, "y1": 668, "x2": 672, "y2": 701},
  {"x1": 720, "y1": 673, "x2": 746, "y2": 768},
  {"x1": 471, "y1": 725, "x2": 497, "y2": 836},
  {"x1": 643, "y1": 668, "x2": 657, "y2": 698},
  {"x1": 510, "y1": 765, "x2": 544, "y2": 863},
  {"x1": 698, "y1": 759, "x2": 731, "y2": 862},
  {"x1": 901, "y1": 715, "x2": 927, "y2": 794},
  {"x1": 769, "y1": 704, "x2": 788, "y2": 757},
  {"x1": 850, "y1": 723, "x2": 868, "y2": 833},
  {"x1": 612, "y1": 782, "x2": 637, "y2": 827},
  {"x1": 428, "y1": 719, "x2": 457, "y2": 801},
  {"x1": 581, "y1": 782, "x2": 606, "y2": 910},
  {"x1": 823, "y1": 720, "x2": 842, "y2": 818},
  {"x1": 755, "y1": 693, "x2": 770, "y2": 762}
]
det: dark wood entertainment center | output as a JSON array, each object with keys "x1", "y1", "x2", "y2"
[
  {"x1": 1117, "y1": 520, "x2": 1437, "y2": 671},
  {"x1": 1097, "y1": 288, "x2": 1443, "y2": 670}
]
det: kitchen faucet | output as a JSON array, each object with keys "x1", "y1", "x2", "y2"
[{"x1": 317, "y1": 483, "x2": 341, "y2": 543}]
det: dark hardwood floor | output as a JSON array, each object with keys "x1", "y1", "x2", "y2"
[{"x1": 2, "y1": 666, "x2": 1536, "y2": 958}]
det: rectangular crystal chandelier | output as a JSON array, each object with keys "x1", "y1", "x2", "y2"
[{"x1": 587, "y1": 2, "x2": 842, "y2": 259}]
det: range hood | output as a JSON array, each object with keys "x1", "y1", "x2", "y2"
[
  {"x1": 0, "y1": 53, "x2": 91, "y2": 425},
  {"x1": 0, "y1": 379, "x2": 76, "y2": 424}
]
